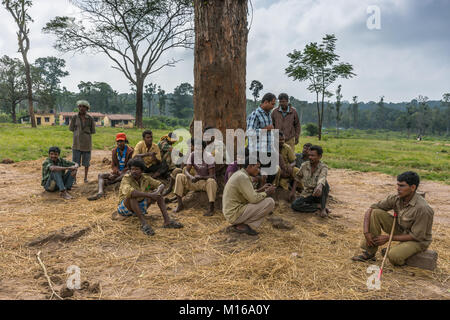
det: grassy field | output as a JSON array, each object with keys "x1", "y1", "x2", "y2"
[{"x1": 1, "y1": 123, "x2": 449, "y2": 184}]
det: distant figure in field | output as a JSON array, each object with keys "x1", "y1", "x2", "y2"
[
  {"x1": 41, "y1": 146, "x2": 79, "y2": 200},
  {"x1": 222, "y1": 157, "x2": 276, "y2": 236},
  {"x1": 132, "y1": 130, "x2": 162, "y2": 178},
  {"x1": 87, "y1": 133, "x2": 133, "y2": 201},
  {"x1": 69, "y1": 100, "x2": 96, "y2": 183},
  {"x1": 290, "y1": 145, "x2": 330, "y2": 218},
  {"x1": 271, "y1": 93, "x2": 301, "y2": 151},
  {"x1": 352, "y1": 171, "x2": 434, "y2": 266},
  {"x1": 115, "y1": 158, "x2": 183, "y2": 236}
]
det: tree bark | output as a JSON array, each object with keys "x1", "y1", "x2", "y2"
[
  {"x1": 193, "y1": 0, "x2": 248, "y2": 139},
  {"x1": 135, "y1": 79, "x2": 144, "y2": 128},
  {"x1": 22, "y1": 51, "x2": 36, "y2": 127},
  {"x1": 11, "y1": 102, "x2": 17, "y2": 124}
]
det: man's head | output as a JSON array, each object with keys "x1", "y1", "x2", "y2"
[
  {"x1": 142, "y1": 130, "x2": 153, "y2": 146},
  {"x1": 190, "y1": 137, "x2": 207, "y2": 152},
  {"x1": 244, "y1": 156, "x2": 261, "y2": 177},
  {"x1": 260, "y1": 93, "x2": 276, "y2": 112},
  {"x1": 203, "y1": 126, "x2": 215, "y2": 143},
  {"x1": 397, "y1": 171, "x2": 420, "y2": 198},
  {"x1": 308, "y1": 145, "x2": 323, "y2": 165},
  {"x1": 167, "y1": 132, "x2": 178, "y2": 145},
  {"x1": 48, "y1": 146, "x2": 61, "y2": 162},
  {"x1": 128, "y1": 158, "x2": 146, "y2": 180},
  {"x1": 279, "y1": 131, "x2": 285, "y2": 148},
  {"x1": 302, "y1": 143, "x2": 312, "y2": 154},
  {"x1": 116, "y1": 133, "x2": 128, "y2": 149},
  {"x1": 76, "y1": 100, "x2": 90, "y2": 115},
  {"x1": 278, "y1": 93, "x2": 289, "y2": 109}
]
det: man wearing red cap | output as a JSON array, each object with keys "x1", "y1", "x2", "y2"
[{"x1": 87, "y1": 133, "x2": 133, "y2": 200}]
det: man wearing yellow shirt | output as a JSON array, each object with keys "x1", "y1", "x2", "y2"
[
  {"x1": 132, "y1": 130, "x2": 162, "y2": 178},
  {"x1": 222, "y1": 157, "x2": 276, "y2": 236},
  {"x1": 273, "y1": 131, "x2": 300, "y2": 191}
]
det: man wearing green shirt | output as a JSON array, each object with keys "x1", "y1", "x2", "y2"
[
  {"x1": 222, "y1": 157, "x2": 276, "y2": 236},
  {"x1": 41, "y1": 146, "x2": 79, "y2": 199}
]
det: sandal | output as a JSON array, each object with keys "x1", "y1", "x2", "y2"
[
  {"x1": 232, "y1": 225, "x2": 258, "y2": 236},
  {"x1": 163, "y1": 220, "x2": 184, "y2": 229},
  {"x1": 351, "y1": 251, "x2": 376, "y2": 262},
  {"x1": 87, "y1": 193, "x2": 104, "y2": 201},
  {"x1": 141, "y1": 224, "x2": 155, "y2": 236}
]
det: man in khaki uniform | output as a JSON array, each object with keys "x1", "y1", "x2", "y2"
[
  {"x1": 173, "y1": 138, "x2": 218, "y2": 216},
  {"x1": 352, "y1": 171, "x2": 434, "y2": 265},
  {"x1": 289, "y1": 145, "x2": 330, "y2": 218},
  {"x1": 132, "y1": 130, "x2": 162, "y2": 177},
  {"x1": 273, "y1": 132, "x2": 300, "y2": 190},
  {"x1": 116, "y1": 158, "x2": 183, "y2": 236},
  {"x1": 222, "y1": 158, "x2": 276, "y2": 236}
]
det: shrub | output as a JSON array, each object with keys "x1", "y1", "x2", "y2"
[{"x1": 304, "y1": 123, "x2": 319, "y2": 136}]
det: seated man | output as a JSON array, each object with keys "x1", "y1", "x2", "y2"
[
  {"x1": 88, "y1": 133, "x2": 133, "y2": 200},
  {"x1": 273, "y1": 131, "x2": 300, "y2": 191},
  {"x1": 116, "y1": 158, "x2": 183, "y2": 236},
  {"x1": 158, "y1": 132, "x2": 183, "y2": 196},
  {"x1": 222, "y1": 157, "x2": 276, "y2": 236},
  {"x1": 352, "y1": 171, "x2": 434, "y2": 266},
  {"x1": 132, "y1": 130, "x2": 162, "y2": 177},
  {"x1": 41, "y1": 146, "x2": 79, "y2": 200},
  {"x1": 289, "y1": 145, "x2": 330, "y2": 218},
  {"x1": 295, "y1": 143, "x2": 312, "y2": 168},
  {"x1": 173, "y1": 138, "x2": 218, "y2": 216}
]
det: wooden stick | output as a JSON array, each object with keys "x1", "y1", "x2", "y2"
[
  {"x1": 36, "y1": 251, "x2": 63, "y2": 300},
  {"x1": 378, "y1": 212, "x2": 398, "y2": 280}
]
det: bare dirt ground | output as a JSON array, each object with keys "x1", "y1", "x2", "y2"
[{"x1": 0, "y1": 150, "x2": 449, "y2": 300}]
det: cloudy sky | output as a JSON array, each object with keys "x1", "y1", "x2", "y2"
[{"x1": 0, "y1": 0, "x2": 449, "y2": 103}]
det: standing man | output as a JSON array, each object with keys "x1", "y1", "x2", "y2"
[
  {"x1": 222, "y1": 158, "x2": 276, "y2": 236},
  {"x1": 87, "y1": 133, "x2": 134, "y2": 200},
  {"x1": 173, "y1": 138, "x2": 218, "y2": 216},
  {"x1": 132, "y1": 130, "x2": 162, "y2": 177},
  {"x1": 42, "y1": 146, "x2": 79, "y2": 199},
  {"x1": 271, "y1": 93, "x2": 301, "y2": 151},
  {"x1": 69, "y1": 100, "x2": 96, "y2": 183},
  {"x1": 290, "y1": 145, "x2": 330, "y2": 218},
  {"x1": 247, "y1": 92, "x2": 277, "y2": 184},
  {"x1": 352, "y1": 172, "x2": 434, "y2": 266}
]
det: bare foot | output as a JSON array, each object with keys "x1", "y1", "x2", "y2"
[
  {"x1": 319, "y1": 209, "x2": 328, "y2": 218},
  {"x1": 84, "y1": 179, "x2": 88, "y2": 183},
  {"x1": 203, "y1": 209, "x2": 214, "y2": 216},
  {"x1": 174, "y1": 204, "x2": 184, "y2": 213},
  {"x1": 111, "y1": 211, "x2": 128, "y2": 221},
  {"x1": 60, "y1": 191, "x2": 73, "y2": 200}
]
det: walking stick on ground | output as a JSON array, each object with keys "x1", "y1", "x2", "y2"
[{"x1": 378, "y1": 212, "x2": 398, "y2": 280}]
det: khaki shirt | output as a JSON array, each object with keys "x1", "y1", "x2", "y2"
[
  {"x1": 132, "y1": 141, "x2": 162, "y2": 167},
  {"x1": 69, "y1": 113, "x2": 96, "y2": 151},
  {"x1": 370, "y1": 193, "x2": 434, "y2": 249},
  {"x1": 118, "y1": 173, "x2": 162, "y2": 203},
  {"x1": 222, "y1": 169, "x2": 267, "y2": 223},
  {"x1": 295, "y1": 161, "x2": 328, "y2": 197}
]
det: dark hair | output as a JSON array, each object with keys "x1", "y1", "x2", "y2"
[
  {"x1": 303, "y1": 143, "x2": 312, "y2": 148},
  {"x1": 279, "y1": 131, "x2": 284, "y2": 137},
  {"x1": 244, "y1": 156, "x2": 260, "y2": 169},
  {"x1": 142, "y1": 130, "x2": 153, "y2": 138},
  {"x1": 261, "y1": 92, "x2": 276, "y2": 103},
  {"x1": 203, "y1": 126, "x2": 214, "y2": 133},
  {"x1": 397, "y1": 171, "x2": 420, "y2": 188},
  {"x1": 190, "y1": 137, "x2": 207, "y2": 149},
  {"x1": 48, "y1": 146, "x2": 61, "y2": 154},
  {"x1": 127, "y1": 158, "x2": 146, "y2": 171},
  {"x1": 309, "y1": 145, "x2": 323, "y2": 156},
  {"x1": 278, "y1": 93, "x2": 289, "y2": 101}
]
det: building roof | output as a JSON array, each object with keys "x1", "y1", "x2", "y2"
[
  {"x1": 105, "y1": 114, "x2": 135, "y2": 121},
  {"x1": 59, "y1": 112, "x2": 105, "y2": 118}
]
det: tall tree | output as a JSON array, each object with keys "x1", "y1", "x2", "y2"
[
  {"x1": 375, "y1": 96, "x2": 385, "y2": 128},
  {"x1": 416, "y1": 95, "x2": 431, "y2": 136},
  {"x1": 144, "y1": 83, "x2": 157, "y2": 117},
  {"x1": 43, "y1": 0, "x2": 194, "y2": 128},
  {"x1": 249, "y1": 80, "x2": 263, "y2": 108},
  {"x1": 286, "y1": 34, "x2": 355, "y2": 140},
  {"x1": 3, "y1": 0, "x2": 36, "y2": 127},
  {"x1": 33, "y1": 57, "x2": 69, "y2": 111},
  {"x1": 351, "y1": 96, "x2": 359, "y2": 129},
  {"x1": 0, "y1": 55, "x2": 26, "y2": 123},
  {"x1": 335, "y1": 84, "x2": 343, "y2": 136},
  {"x1": 442, "y1": 93, "x2": 450, "y2": 135},
  {"x1": 157, "y1": 86, "x2": 166, "y2": 116},
  {"x1": 170, "y1": 82, "x2": 193, "y2": 119},
  {"x1": 193, "y1": 0, "x2": 248, "y2": 141}
]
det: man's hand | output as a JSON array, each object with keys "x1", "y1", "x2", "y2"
[
  {"x1": 373, "y1": 235, "x2": 390, "y2": 247},
  {"x1": 263, "y1": 124, "x2": 274, "y2": 131},
  {"x1": 265, "y1": 185, "x2": 276, "y2": 196},
  {"x1": 155, "y1": 184, "x2": 165, "y2": 195},
  {"x1": 364, "y1": 232, "x2": 375, "y2": 247},
  {"x1": 312, "y1": 184, "x2": 323, "y2": 197},
  {"x1": 191, "y1": 175, "x2": 202, "y2": 183},
  {"x1": 70, "y1": 168, "x2": 78, "y2": 177}
]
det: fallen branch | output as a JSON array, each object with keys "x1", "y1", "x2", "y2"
[{"x1": 36, "y1": 251, "x2": 63, "y2": 300}]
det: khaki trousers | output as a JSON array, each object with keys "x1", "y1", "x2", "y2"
[
  {"x1": 274, "y1": 166, "x2": 301, "y2": 190},
  {"x1": 174, "y1": 173, "x2": 217, "y2": 203},
  {"x1": 360, "y1": 209, "x2": 423, "y2": 265},
  {"x1": 170, "y1": 168, "x2": 182, "y2": 179},
  {"x1": 232, "y1": 198, "x2": 275, "y2": 230}
]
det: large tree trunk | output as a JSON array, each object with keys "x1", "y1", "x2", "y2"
[
  {"x1": 11, "y1": 102, "x2": 17, "y2": 124},
  {"x1": 135, "y1": 79, "x2": 144, "y2": 128},
  {"x1": 193, "y1": 0, "x2": 248, "y2": 140},
  {"x1": 22, "y1": 52, "x2": 36, "y2": 127}
]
